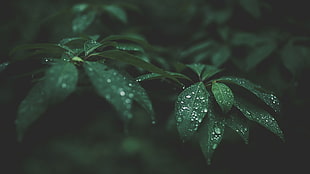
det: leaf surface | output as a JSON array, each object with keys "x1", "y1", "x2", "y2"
[
  {"x1": 226, "y1": 112, "x2": 249, "y2": 144},
  {"x1": 175, "y1": 82, "x2": 210, "y2": 141},
  {"x1": 211, "y1": 82, "x2": 234, "y2": 113},
  {"x1": 234, "y1": 96, "x2": 284, "y2": 141}
]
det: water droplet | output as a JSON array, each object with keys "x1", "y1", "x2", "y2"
[
  {"x1": 214, "y1": 127, "x2": 221, "y2": 134},
  {"x1": 177, "y1": 117, "x2": 182, "y2": 123},
  {"x1": 120, "y1": 91, "x2": 126, "y2": 96},
  {"x1": 107, "y1": 79, "x2": 111, "y2": 83},
  {"x1": 151, "y1": 120, "x2": 156, "y2": 124},
  {"x1": 125, "y1": 98, "x2": 131, "y2": 104},
  {"x1": 128, "y1": 83, "x2": 133, "y2": 87},
  {"x1": 186, "y1": 95, "x2": 191, "y2": 99},
  {"x1": 61, "y1": 83, "x2": 67, "y2": 88},
  {"x1": 203, "y1": 108, "x2": 208, "y2": 113},
  {"x1": 128, "y1": 93, "x2": 134, "y2": 98},
  {"x1": 88, "y1": 68, "x2": 93, "y2": 71},
  {"x1": 212, "y1": 144, "x2": 217, "y2": 149}
]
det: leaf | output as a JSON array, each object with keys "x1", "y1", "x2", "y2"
[
  {"x1": 115, "y1": 43, "x2": 144, "y2": 52},
  {"x1": 199, "y1": 105, "x2": 225, "y2": 164},
  {"x1": 72, "y1": 3, "x2": 89, "y2": 13},
  {"x1": 89, "y1": 50, "x2": 171, "y2": 78},
  {"x1": 84, "y1": 40, "x2": 102, "y2": 56},
  {"x1": 10, "y1": 43, "x2": 65, "y2": 56},
  {"x1": 16, "y1": 61, "x2": 78, "y2": 141},
  {"x1": 43, "y1": 61, "x2": 79, "y2": 102},
  {"x1": 226, "y1": 112, "x2": 249, "y2": 144},
  {"x1": 186, "y1": 64, "x2": 206, "y2": 78},
  {"x1": 72, "y1": 11, "x2": 97, "y2": 33},
  {"x1": 175, "y1": 82, "x2": 210, "y2": 141},
  {"x1": 180, "y1": 41, "x2": 213, "y2": 58},
  {"x1": 103, "y1": 5, "x2": 127, "y2": 24},
  {"x1": 245, "y1": 40, "x2": 277, "y2": 71},
  {"x1": 186, "y1": 64, "x2": 222, "y2": 81},
  {"x1": 201, "y1": 65, "x2": 222, "y2": 81},
  {"x1": 15, "y1": 83, "x2": 49, "y2": 142},
  {"x1": 211, "y1": 45, "x2": 231, "y2": 67},
  {"x1": 84, "y1": 61, "x2": 154, "y2": 122},
  {"x1": 239, "y1": 0, "x2": 261, "y2": 18},
  {"x1": 135, "y1": 72, "x2": 191, "y2": 82},
  {"x1": 234, "y1": 96, "x2": 284, "y2": 141},
  {"x1": 101, "y1": 34, "x2": 151, "y2": 50},
  {"x1": 211, "y1": 82, "x2": 234, "y2": 113},
  {"x1": 0, "y1": 62, "x2": 9, "y2": 72},
  {"x1": 217, "y1": 77, "x2": 280, "y2": 113},
  {"x1": 281, "y1": 40, "x2": 310, "y2": 76}
]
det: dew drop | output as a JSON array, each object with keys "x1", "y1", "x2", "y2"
[
  {"x1": 214, "y1": 127, "x2": 221, "y2": 134},
  {"x1": 128, "y1": 93, "x2": 134, "y2": 98},
  {"x1": 186, "y1": 95, "x2": 191, "y2": 99},
  {"x1": 61, "y1": 83, "x2": 67, "y2": 88},
  {"x1": 212, "y1": 144, "x2": 217, "y2": 149},
  {"x1": 107, "y1": 79, "x2": 112, "y2": 83},
  {"x1": 203, "y1": 108, "x2": 208, "y2": 113},
  {"x1": 120, "y1": 91, "x2": 126, "y2": 96},
  {"x1": 128, "y1": 83, "x2": 133, "y2": 87}
]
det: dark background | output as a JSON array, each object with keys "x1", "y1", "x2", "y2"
[{"x1": 1, "y1": 0, "x2": 310, "y2": 173}]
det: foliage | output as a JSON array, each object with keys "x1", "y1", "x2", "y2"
[{"x1": 2, "y1": 0, "x2": 310, "y2": 173}]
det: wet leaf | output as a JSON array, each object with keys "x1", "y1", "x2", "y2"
[
  {"x1": 115, "y1": 43, "x2": 144, "y2": 52},
  {"x1": 186, "y1": 64, "x2": 205, "y2": 78},
  {"x1": 226, "y1": 112, "x2": 249, "y2": 144},
  {"x1": 16, "y1": 61, "x2": 78, "y2": 141},
  {"x1": 199, "y1": 105, "x2": 225, "y2": 164},
  {"x1": 234, "y1": 96, "x2": 284, "y2": 141},
  {"x1": 84, "y1": 40, "x2": 102, "y2": 56},
  {"x1": 135, "y1": 72, "x2": 191, "y2": 82},
  {"x1": 72, "y1": 11, "x2": 97, "y2": 33},
  {"x1": 84, "y1": 61, "x2": 154, "y2": 122},
  {"x1": 211, "y1": 82, "x2": 234, "y2": 113},
  {"x1": 101, "y1": 34, "x2": 151, "y2": 50},
  {"x1": 175, "y1": 82, "x2": 210, "y2": 141},
  {"x1": 217, "y1": 76, "x2": 280, "y2": 113}
]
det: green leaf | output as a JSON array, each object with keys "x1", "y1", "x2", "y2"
[
  {"x1": 101, "y1": 34, "x2": 151, "y2": 50},
  {"x1": 201, "y1": 65, "x2": 222, "y2": 81},
  {"x1": 84, "y1": 40, "x2": 102, "y2": 56},
  {"x1": 211, "y1": 45, "x2": 231, "y2": 67},
  {"x1": 175, "y1": 82, "x2": 210, "y2": 141},
  {"x1": 226, "y1": 112, "x2": 249, "y2": 144},
  {"x1": 15, "y1": 83, "x2": 49, "y2": 142},
  {"x1": 239, "y1": 0, "x2": 261, "y2": 18},
  {"x1": 186, "y1": 64, "x2": 222, "y2": 81},
  {"x1": 103, "y1": 5, "x2": 127, "y2": 24},
  {"x1": 135, "y1": 72, "x2": 191, "y2": 82},
  {"x1": 180, "y1": 41, "x2": 213, "y2": 58},
  {"x1": 90, "y1": 50, "x2": 171, "y2": 77},
  {"x1": 10, "y1": 43, "x2": 65, "y2": 56},
  {"x1": 234, "y1": 96, "x2": 284, "y2": 141},
  {"x1": 217, "y1": 77, "x2": 280, "y2": 113},
  {"x1": 211, "y1": 82, "x2": 234, "y2": 113},
  {"x1": 186, "y1": 64, "x2": 206, "y2": 78},
  {"x1": 16, "y1": 61, "x2": 78, "y2": 141},
  {"x1": 245, "y1": 40, "x2": 277, "y2": 71},
  {"x1": 199, "y1": 105, "x2": 225, "y2": 165},
  {"x1": 72, "y1": 11, "x2": 97, "y2": 33},
  {"x1": 281, "y1": 40, "x2": 310, "y2": 76},
  {"x1": 84, "y1": 61, "x2": 154, "y2": 122},
  {"x1": 72, "y1": 3, "x2": 89, "y2": 13},
  {"x1": 115, "y1": 43, "x2": 144, "y2": 52}
]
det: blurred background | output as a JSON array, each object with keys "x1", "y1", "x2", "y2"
[{"x1": 1, "y1": 0, "x2": 310, "y2": 173}]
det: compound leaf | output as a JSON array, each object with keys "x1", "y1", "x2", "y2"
[
  {"x1": 211, "y1": 82, "x2": 234, "y2": 113},
  {"x1": 175, "y1": 82, "x2": 210, "y2": 141}
]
